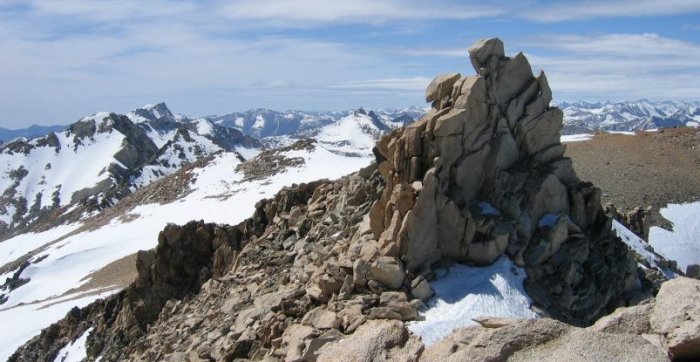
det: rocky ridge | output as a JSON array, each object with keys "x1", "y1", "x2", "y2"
[{"x1": 10, "y1": 38, "x2": 697, "y2": 361}]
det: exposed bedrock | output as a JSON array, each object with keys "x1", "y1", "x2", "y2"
[{"x1": 370, "y1": 37, "x2": 644, "y2": 325}]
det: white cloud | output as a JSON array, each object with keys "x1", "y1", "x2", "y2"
[
  {"x1": 221, "y1": 0, "x2": 502, "y2": 24},
  {"x1": 523, "y1": 33, "x2": 700, "y2": 100},
  {"x1": 524, "y1": 0, "x2": 700, "y2": 22},
  {"x1": 332, "y1": 77, "x2": 432, "y2": 92},
  {"x1": 527, "y1": 33, "x2": 700, "y2": 59}
]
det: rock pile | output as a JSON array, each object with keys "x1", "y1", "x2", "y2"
[{"x1": 12, "y1": 38, "x2": 695, "y2": 361}]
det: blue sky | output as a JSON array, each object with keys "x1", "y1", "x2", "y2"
[{"x1": 1, "y1": 0, "x2": 700, "y2": 128}]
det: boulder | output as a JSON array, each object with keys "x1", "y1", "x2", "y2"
[
  {"x1": 649, "y1": 277, "x2": 700, "y2": 360},
  {"x1": 590, "y1": 303, "x2": 654, "y2": 335},
  {"x1": 425, "y1": 73, "x2": 461, "y2": 103},
  {"x1": 367, "y1": 257, "x2": 406, "y2": 290},
  {"x1": 468, "y1": 38, "x2": 505, "y2": 71}
]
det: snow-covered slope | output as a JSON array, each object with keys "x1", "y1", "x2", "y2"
[
  {"x1": 315, "y1": 111, "x2": 384, "y2": 157},
  {"x1": 559, "y1": 100, "x2": 700, "y2": 134},
  {"x1": 0, "y1": 104, "x2": 264, "y2": 238},
  {"x1": 0, "y1": 114, "x2": 158, "y2": 234},
  {"x1": 0, "y1": 140, "x2": 373, "y2": 359}
]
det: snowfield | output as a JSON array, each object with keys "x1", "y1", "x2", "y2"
[
  {"x1": 408, "y1": 256, "x2": 538, "y2": 346},
  {"x1": 316, "y1": 113, "x2": 380, "y2": 156},
  {"x1": 0, "y1": 130, "x2": 126, "y2": 224},
  {"x1": 0, "y1": 144, "x2": 372, "y2": 360},
  {"x1": 648, "y1": 201, "x2": 700, "y2": 272}
]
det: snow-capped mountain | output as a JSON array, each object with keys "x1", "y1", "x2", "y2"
[
  {"x1": 0, "y1": 104, "x2": 261, "y2": 238},
  {"x1": 0, "y1": 113, "x2": 159, "y2": 236},
  {"x1": 207, "y1": 106, "x2": 425, "y2": 139},
  {"x1": 558, "y1": 100, "x2": 700, "y2": 134}
]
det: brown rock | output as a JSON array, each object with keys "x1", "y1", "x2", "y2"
[
  {"x1": 423, "y1": 318, "x2": 668, "y2": 362},
  {"x1": 367, "y1": 257, "x2": 406, "y2": 290},
  {"x1": 316, "y1": 320, "x2": 423, "y2": 362},
  {"x1": 425, "y1": 73, "x2": 461, "y2": 103}
]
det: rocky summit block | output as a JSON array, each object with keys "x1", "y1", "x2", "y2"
[{"x1": 370, "y1": 37, "x2": 646, "y2": 325}]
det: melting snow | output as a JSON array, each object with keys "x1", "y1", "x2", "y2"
[
  {"x1": 0, "y1": 292, "x2": 114, "y2": 362},
  {"x1": 648, "y1": 202, "x2": 700, "y2": 272},
  {"x1": 408, "y1": 256, "x2": 538, "y2": 346}
]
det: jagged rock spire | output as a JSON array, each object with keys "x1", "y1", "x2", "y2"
[{"x1": 370, "y1": 37, "x2": 642, "y2": 324}]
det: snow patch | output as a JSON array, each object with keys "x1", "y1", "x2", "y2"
[
  {"x1": 561, "y1": 134, "x2": 593, "y2": 142},
  {"x1": 408, "y1": 257, "x2": 538, "y2": 346},
  {"x1": 54, "y1": 327, "x2": 93, "y2": 362},
  {"x1": 253, "y1": 115, "x2": 265, "y2": 130},
  {"x1": 648, "y1": 202, "x2": 700, "y2": 272},
  {"x1": 612, "y1": 220, "x2": 674, "y2": 278}
]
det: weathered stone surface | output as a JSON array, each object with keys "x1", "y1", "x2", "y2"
[
  {"x1": 316, "y1": 320, "x2": 422, "y2": 362},
  {"x1": 650, "y1": 277, "x2": 700, "y2": 360},
  {"x1": 367, "y1": 37, "x2": 647, "y2": 326},
  {"x1": 423, "y1": 318, "x2": 668, "y2": 362},
  {"x1": 425, "y1": 73, "x2": 461, "y2": 103},
  {"x1": 11, "y1": 37, "x2": 667, "y2": 362},
  {"x1": 367, "y1": 257, "x2": 406, "y2": 290},
  {"x1": 410, "y1": 276, "x2": 433, "y2": 300},
  {"x1": 590, "y1": 303, "x2": 654, "y2": 335},
  {"x1": 469, "y1": 38, "x2": 505, "y2": 71}
]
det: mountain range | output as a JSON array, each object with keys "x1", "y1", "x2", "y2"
[
  {"x1": 558, "y1": 100, "x2": 700, "y2": 134},
  {"x1": 0, "y1": 103, "x2": 413, "y2": 239},
  {"x1": 3, "y1": 100, "x2": 699, "y2": 148}
]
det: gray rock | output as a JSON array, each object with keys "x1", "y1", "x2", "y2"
[{"x1": 468, "y1": 38, "x2": 505, "y2": 71}]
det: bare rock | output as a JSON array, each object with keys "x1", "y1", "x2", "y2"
[
  {"x1": 425, "y1": 73, "x2": 461, "y2": 103},
  {"x1": 423, "y1": 318, "x2": 668, "y2": 362},
  {"x1": 590, "y1": 303, "x2": 654, "y2": 335},
  {"x1": 410, "y1": 276, "x2": 434, "y2": 300},
  {"x1": 468, "y1": 37, "x2": 505, "y2": 71},
  {"x1": 650, "y1": 277, "x2": 700, "y2": 360},
  {"x1": 367, "y1": 257, "x2": 406, "y2": 290},
  {"x1": 316, "y1": 320, "x2": 422, "y2": 362}
]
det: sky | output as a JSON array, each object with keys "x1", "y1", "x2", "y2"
[{"x1": 1, "y1": 0, "x2": 699, "y2": 128}]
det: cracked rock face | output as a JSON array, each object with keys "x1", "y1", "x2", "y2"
[{"x1": 370, "y1": 37, "x2": 642, "y2": 325}]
